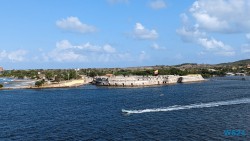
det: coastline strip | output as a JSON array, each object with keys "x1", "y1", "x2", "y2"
[{"x1": 0, "y1": 79, "x2": 88, "y2": 90}]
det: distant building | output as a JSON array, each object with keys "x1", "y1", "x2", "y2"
[
  {"x1": 0, "y1": 67, "x2": 3, "y2": 72},
  {"x1": 38, "y1": 74, "x2": 46, "y2": 79},
  {"x1": 232, "y1": 66, "x2": 237, "y2": 70},
  {"x1": 247, "y1": 64, "x2": 250, "y2": 69},
  {"x1": 208, "y1": 69, "x2": 217, "y2": 72}
]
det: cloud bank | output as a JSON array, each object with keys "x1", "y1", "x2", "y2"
[
  {"x1": 176, "y1": 0, "x2": 249, "y2": 56},
  {"x1": 0, "y1": 49, "x2": 27, "y2": 62},
  {"x1": 43, "y1": 40, "x2": 133, "y2": 63},
  {"x1": 189, "y1": 0, "x2": 250, "y2": 33}
]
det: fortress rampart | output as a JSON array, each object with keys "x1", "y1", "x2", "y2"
[{"x1": 93, "y1": 74, "x2": 205, "y2": 87}]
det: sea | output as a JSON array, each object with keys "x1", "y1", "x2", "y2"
[{"x1": 0, "y1": 77, "x2": 250, "y2": 140}]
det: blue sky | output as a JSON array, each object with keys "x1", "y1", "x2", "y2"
[{"x1": 1, "y1": 0, "x2": 250, "y2": 69}]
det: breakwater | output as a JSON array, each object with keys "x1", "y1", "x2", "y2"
[{"x1": 93, "y1": 74, "x2": 205, "y2": 87}]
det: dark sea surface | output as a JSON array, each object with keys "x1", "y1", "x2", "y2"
[{"x1": 0, "y1": 77, "x2": 250, "y2": 141}]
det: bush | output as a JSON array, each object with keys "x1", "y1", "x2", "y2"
[
  {"x1": 35, "y1": 81, "x2": 44, "y2": 87},
  {"x1": 0, "y1": 84, "x2": 3, "y2": 88}
]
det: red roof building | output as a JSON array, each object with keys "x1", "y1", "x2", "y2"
[{"x1": 0, "y1": 67, "x2": 3, "y2": 72}]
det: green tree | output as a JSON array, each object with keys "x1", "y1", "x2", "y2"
[
  {"x1": 45, "y1": 71, "x2": 54, "y2": 80},
  {"x1": 35, "y1": 80, "x2": 44, "y2": 87},
  {"x1": 54, "y1": 75, "x2": 61, "y2": 83},
  {"x1": 88, "y1": 71, "x2": 97, "y2": 77},
  {"x1": 69, "y1": 70, "x2": 76, "y2": 79},
  {"x1": 0, "y1": 84, "x2": 3, "y2": 88}
]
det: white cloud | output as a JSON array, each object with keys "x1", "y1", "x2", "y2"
[
  {"x1": 192, "y1": 12, "x2": 229, "y2": 32},
  {"x1": 55, "y1": 40, "x2": 116, "y2": 53},
  {"x1": 56, "y1": 16, "x2": 96, "y2": 33},
  {"x1": 177, "y1": 1, "x2": 239, "y2": 57},
  {"x1": 149, "y1": 0, "x2": 166, "y2": 10},
  {"x1": 198, "y1": 38, "x2": 231, "y2": 51},
  {"x1": 49, "y1": 50, "x2": 88, "y2": 62},
  {"x1": 180, "y1": 13, "x2": 189, "y2": 25},
  {"x1": 176, "y1": 26, "x2": 206, "y2": 42},
  {"x1": 45, "y1": 40, "x2": 131, "y2": 63},
  {"x1": 103, "y1": 44, "x2": 116, "y2": 53},
  {"x1": 56, "y1": 40, "x2": 72, "y2": 50},
  {"x1": 151, "y1": 43, "x2": 166, "y2": 50},
  {"x1": 8, "y1": 50, "x2": 27, "y2": 62},
  {"x1": 189, "y1": 0, "x2": 250, "y2": 33},
  {"x1": 0, "y1": 49, "x2": 27, "y2": 62},
  {"x1": 177, "y1": 25, "x2": 235, "y2": 56},
  {"x1": 198, "y1": 37, "x2": 235, "y2": 56},
  {"x1": 133, "y1": 23, "x2": 158, "y2": 40}
]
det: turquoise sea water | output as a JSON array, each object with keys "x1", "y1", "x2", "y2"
[{"x1": 0, "y1": 77, "x2": 250, "y2": 140}]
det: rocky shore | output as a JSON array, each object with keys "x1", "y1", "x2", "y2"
[
  {"x1": 0, "y1": 75, "x2": 205, "y2": 90},
  {"x1": 0, "y1": 79, "x2": 90, "y2": 90}
]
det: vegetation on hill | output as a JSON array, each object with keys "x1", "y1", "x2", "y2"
[
  {"x1": 0, "y1": 69, "x2": 82, "y2": 81},
  {"x1": 217, "y1": 59, "x2": 250, "y2": 66},
  {"x1": 0, "y1": 59, "x2": 249, "y2": 79}
]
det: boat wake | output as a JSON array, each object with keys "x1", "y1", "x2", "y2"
[{"x1": 122, "y1": 98, "x2": 250, "y2": 114}]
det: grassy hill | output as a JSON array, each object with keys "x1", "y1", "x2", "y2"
[{"x1": 217, "y1": 59, "x2": 250, "y2": 66}]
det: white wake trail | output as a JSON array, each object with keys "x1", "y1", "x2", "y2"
[{"x1": 122, "y1": 98, "x2": 250, "y2": 114}]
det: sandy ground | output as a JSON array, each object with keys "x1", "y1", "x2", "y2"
[
  {"x1": 38, "y1": 79, "x2": 87, "y2": 88},
  {"x1": 0, "y1": 78, "x2": 92, "y2": 90}
]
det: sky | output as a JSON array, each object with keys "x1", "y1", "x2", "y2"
[{"x1": 0, "y1": 0, "x2": 250, "y2": 69}]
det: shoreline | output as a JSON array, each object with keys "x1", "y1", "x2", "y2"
[
  {"x1": 95, "y1": 79, "x2": 207, "y2": 88},
  {"x1": 0, "y1": 79, "x2": 89, "y2": 90},
  {"x1": 93, "y1": 74, "x2": 206, "y2": 87},
  {"x1": 0, "y1": 75, "x2": 208, "y2": 90},
  {"x1": 0, "y1": 81, "x2": 207, "y2": 90},
  {"x1": 0, "y1": 75, "x2": 216, "y2": 90}
]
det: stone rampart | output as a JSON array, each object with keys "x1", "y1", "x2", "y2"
[{"x1": 93, "y1": 74, "x2": 204, "y2": 87}]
